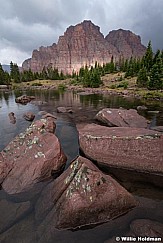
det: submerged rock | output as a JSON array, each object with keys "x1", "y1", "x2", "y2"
[
  {"x1": 78, "y1": 124, "x2": 163, "y2": 175},
  {"x1": 130, "y1": 219, "x2": 163, "y2": 238},
  {"x1": 137, "y1": 105, "x2": 147, "y2": 111},
  {"x1": 95, "y1": 108, "x2": 148, "y2": 128},
  {"x1": 57, "y1": 106, "x2": 73, "y2": 113},
  {"x1": 15, "y1": 95, "x2": 35, "y2": 105},
  {"x1": 35, "y1": 156, "x2": 136, "y2": 230},
  {"x1": 23, "y1": 112, "x2": 35, "y2": 121},
  {"x1": 8, "y1": 112, "x2": 16, "y2": 124},
  {"x1": 0, "y1": 117, "x2": 66, "y2": 194},
  {"x1": 0, "y1": 199, "x2": 31, "y2": 234}
]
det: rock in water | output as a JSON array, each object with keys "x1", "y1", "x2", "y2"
[
  {"x1": 78, "y1": 124, "x2": 163, "y2": 175},
  {"x1": 95, "y1": 108, "x2": 148, "y2": 128},
  {"x1": 35, "y1": 156, "x2": 136, "y2": 230},
  {"x1": 8, "y1": 112, "x2": 16, "y2": 124},
  {"x1": 15, "y1": 95, "x2": 35, "y2": 105},
  {"x1": 0, "y1": 117, "x2": 66, "y2": 194},
  {"x1": 23, "y1": 111, "x2": 35, "y2": 121}
]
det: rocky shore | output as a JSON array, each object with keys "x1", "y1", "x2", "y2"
[{"x1": 0, "y1": 97, "x2": 163, "y2": 242}]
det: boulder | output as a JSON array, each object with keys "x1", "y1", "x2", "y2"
[
  {"x1": 8, "y1": 112, "x2": 16, "y2": 124},
  {"x1": 23, "y1": 112, "x2": 35, "y2": 121},
  {"x1": 0, "y1": 199, "x2": 31, "y2": 234},
  {"x1": 0, "y1": 117, "x2": 66, "y2": 194},
  {"x1": 78, "y1": 124, "x2": 163, "y2": 175},
  {"x1": 35, "y1": 156, "x2": 136, "y2": 230},
  {"x1": 137, "y1": 105, "x2": 147, "y2": 111},
  {"x1": 42, "y1": 113, "x2": 57, "y2": 119},
  {"x1": 57, "y1": 106, "x2": 73, "y2": 113},
  {"x1": 15, "y1": 95, "x2": 35, "y2": 105},
  {"x1": 95, "y1": 108, "x2": 148, "y2": 128},
  {"x1": 130, "y1": 219, "x2": 163, "y2": 238}
]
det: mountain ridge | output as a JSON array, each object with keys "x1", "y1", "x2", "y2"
[{"x1": 22, "y1": 20, "x2": 146, "y2": 74}]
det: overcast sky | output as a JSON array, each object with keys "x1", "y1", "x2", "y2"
[{"x1": 0, "y1": 0, "x2": 163, "y2": 66}]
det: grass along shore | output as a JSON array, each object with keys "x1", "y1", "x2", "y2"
[{"x1": 11, "y1": 72, "x2": 163, "y2": 101}]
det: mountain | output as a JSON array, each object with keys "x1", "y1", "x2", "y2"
[{"x1": 22, "y1": 20, "x2": 146, "y2": 74}]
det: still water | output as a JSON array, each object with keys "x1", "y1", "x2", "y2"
[{"x1": 0, "y1": 89, "x2": 163, "y2": 243}]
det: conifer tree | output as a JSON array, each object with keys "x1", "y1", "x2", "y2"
[
  {"x1": 137, "y1": 67, "x2": 148, "y2": 87},
  {"x1": 143, "y1": 41, "x2": 153, "y2": 72}
]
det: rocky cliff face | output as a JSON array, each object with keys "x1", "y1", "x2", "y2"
[
  {"x1": 22, "y1": 20, "x2": 146, "y2": 74},
  {"x1": 105, "y1": 29, "x2": 146, "y2": 59}
]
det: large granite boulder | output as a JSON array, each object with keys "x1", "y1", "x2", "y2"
[
  {"x1": 35, "y1": 156, "x2": 136, "y2": 231},
  {"x1": 78, "y1": 124, "x2": 163, "y2": 175},
  {"x1": 95, "y1": 108, "x2": 149, "y2": 128},
  {"x1": 0, "y1": 117, "x2": 66, "y2": 194}
]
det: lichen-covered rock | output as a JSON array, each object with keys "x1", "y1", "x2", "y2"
[
  {"x1": 0, "y1": 117, "x2": 66, "y2": 194},
  {"x1": 35, "y1": 156, "x2": 136, "y2": 230},
  {"x1": 78, "y1": 124, "x2": 163, "y2": 174},
  {"x1": 95, "y1": 108, "x2": 148, "y2": 128}
]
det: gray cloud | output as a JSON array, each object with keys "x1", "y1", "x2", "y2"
[{"x1": 0, "y1": 0, "x2": 162, "y2": 65}]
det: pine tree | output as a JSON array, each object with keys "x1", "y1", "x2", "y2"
[
  {"x1": 137, "y1": 67, "x2": 148, "y2": 87},
  {"x1": 148, "y1": 64, "x2": 162, "y2": 90},
  {"x1": 10, "y1": 62, "x2": 20, "y2": 83},
  {"x1": 0, "y1": 64, "x2": 11, "y2": 85},
  {"x1": 143, "y1": 41, "x2": 153, "y2": 72}
]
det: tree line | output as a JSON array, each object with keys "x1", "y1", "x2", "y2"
[
  {"x1": 0, "y1": 41, "x2": 163, "y2": 90},
  {"x1": 0, "y1": 62, "x2": 66, "y2": 85}
]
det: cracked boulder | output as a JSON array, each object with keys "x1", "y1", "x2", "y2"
[
  {"x1": 0, "y1": 117, "x2": 66, "y2": 194},
  {"x1": 78, "y1": 124, "x2": 163, "y2": 175},
  {"x1": 35, "y1": 156, "x2": 136, "y2": 231},
  {"x1": 95, "y1": 108, "x2": 148, "y2": 128}
]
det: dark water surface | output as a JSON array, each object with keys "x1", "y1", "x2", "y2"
[{"x1": 0, "y1": 90, "x2": 163, "y2": 243}]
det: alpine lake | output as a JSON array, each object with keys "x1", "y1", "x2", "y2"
[{"x1": 0, "y1": 89, "x2": 163, "y2": 243}]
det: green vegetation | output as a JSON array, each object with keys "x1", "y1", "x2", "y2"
[{"x1": 0, "y1": 64, "x2": 11, "y2": 85}]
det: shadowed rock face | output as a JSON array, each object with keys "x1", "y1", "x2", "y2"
[
  {"x1": 78, "y1": 124, "x2": 163, "y2": 174},
  {"x1": 22, "y1": 20, "x2": 146, "y2": 74},
  {"x1": 35, "y1": 156, "x2": 136, "y2": 231},
  {"x1": 95, "y1": 108, "x2": 149, "y2": 128},
  {"x1": 0, "y1": 117, "x2": 66, "y2": 194}
]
